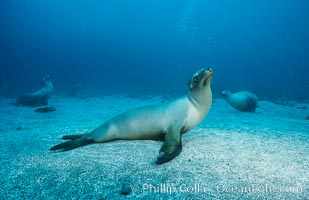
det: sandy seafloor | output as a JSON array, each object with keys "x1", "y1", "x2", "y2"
[{"x1": 0, "y1": 95, "x2": 308, "y2": 200}]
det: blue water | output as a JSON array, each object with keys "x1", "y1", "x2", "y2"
[{"x1": 1, "y1": 0, "x2": 308, "y2": 99}]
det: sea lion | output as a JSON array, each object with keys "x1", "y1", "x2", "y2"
[
  {"x1": 50, "y1": 68, "x2": 213, "y2": 165},
  {"x1": 11, "y1": 75, "x2": 54, "y2": 107},
  {"x1": 221, "y1": 90, "x2": 258, "y2": 112}
]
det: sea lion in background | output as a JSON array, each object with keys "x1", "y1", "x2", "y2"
[
  {"x1": 50, "y1": 68, "x2": 213, "y2": 165},
  {"x1": 221, "y1": 90, "x2": 258, "y2": 112},
  {"x1": 11, "y1": 75, "x2": 54, "y2": 107}
]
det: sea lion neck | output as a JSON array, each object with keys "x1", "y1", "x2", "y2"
[{"x1": 188, "y1": 84, "x2": 212, "y2": 110}]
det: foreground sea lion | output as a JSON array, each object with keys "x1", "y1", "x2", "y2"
[
  {"x1": 11, "y1": 75, "x2": 54, "y2": 107},
  {"x1": 50, "y1": 68, "x2": 213, "y2": 164},
  {"x1": 221, "y1": 90, "x2": 258, "y2": 112}
]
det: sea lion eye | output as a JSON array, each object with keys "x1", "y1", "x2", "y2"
[{"x1": 193, "y1": 76, "x2": 199, "y2": 83}]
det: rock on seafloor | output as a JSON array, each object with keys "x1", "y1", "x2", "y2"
[{"x1": 34, "y1": 106, "x2": 56, "y2": 113}]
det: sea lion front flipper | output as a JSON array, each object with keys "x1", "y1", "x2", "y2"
[{"x1": 156, "y1": 129, "x2": 182, "y2": 165}]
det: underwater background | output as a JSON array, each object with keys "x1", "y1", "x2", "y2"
[
  {"x1": 1, "y1": 0, "x2": 308, "y2": 99},
  {"x1": 1, "y1": 1, "x2": 309, "y2": 199}
]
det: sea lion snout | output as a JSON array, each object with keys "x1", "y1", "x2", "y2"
[
  {"x1": 206, "y1": 67, "x2": 212, "y2": 74},
  {"x1": 203, "y1": 67, "x2": 213, "y2": 85},
  {"x1": 205, "y1": 68, "x2": 213, "y2": 78}
]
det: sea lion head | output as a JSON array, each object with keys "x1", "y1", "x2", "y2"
[
  {"x1": 42, "y1": 75, "x2": 51, "y2": 84},
  {"x1": 188, "y1": 68, "x2": 213, "y2": 91},
  {"x1": 41, "y1": 75, "x2": 54, "y2": 90},
  {"x1": 221, "y1": 90, "x2": 231, "y2": 98},
  {"x1": 43, "y1": 75, "x2": 51, "y2": 81},
  {"x1": 188, "y1": 68, "x2": 213, "y2": 107}
]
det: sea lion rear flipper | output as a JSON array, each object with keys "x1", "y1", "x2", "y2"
[
  {"x1": 61, "y1": 134, "x2": 86, "y2": 140},
  {"x1": 156, "y1": 129, "x2": 182, "y2": 165},
  {"x1": 50, "y1": 134, "x2": 94, "y2": 152}
]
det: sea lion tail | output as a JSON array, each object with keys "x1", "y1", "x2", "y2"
[{"x1": 50, "y1": 134, "x2": 95, "y2": 152}]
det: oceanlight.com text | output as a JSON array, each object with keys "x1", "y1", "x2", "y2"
[{"x1": 137, "y1": 183, "x2": 303, "y2": 195}]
